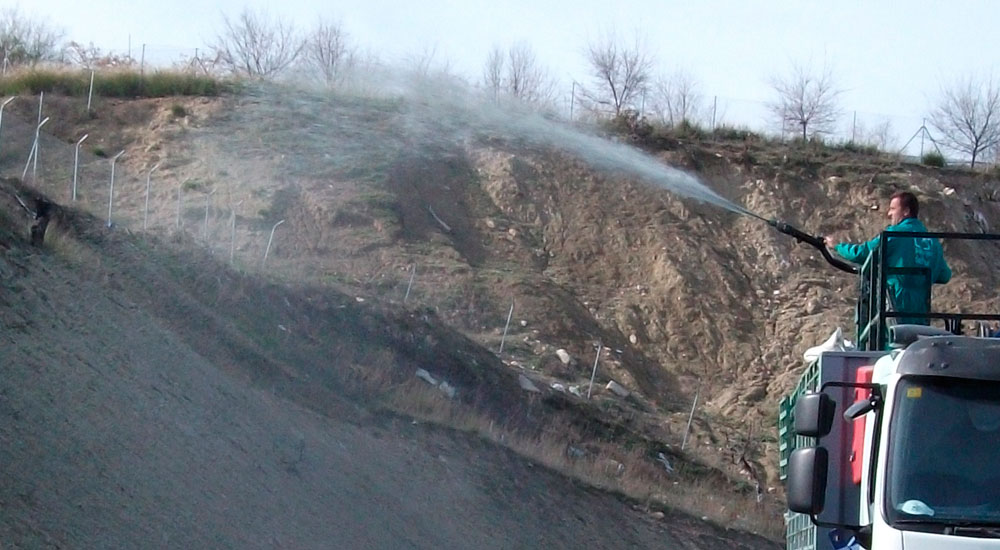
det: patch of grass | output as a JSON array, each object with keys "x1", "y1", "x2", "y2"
[
  {"x1": 322, "y1": 271, "x2": 352, "y2": 285},
  {"x1": 182, "y1": 179, "x2": 203, "y2": 191},
  {"x1": 92, "y1": 147, "x2": 107, "y2": 158},
  {"x1": 0, "y1": 70, "x2": 89, "y2": 95},
  {"x1": 97, "y1": 71, "x2": 143, "y2": 96},
  {"x1": 922, "y1": 151, "x2": 946, "y2": 167},
  {"x1": 673, "y1": 119, "x2": 708, "y2": 140},
  {"x1": 712, "y1": 124, "x2": 760, "y2": 141},
  {"x1": 383, "y1": 381, "x2": 784, "y2": 539},
  {"x1": 604, "y1": 110, "x2": 654, "y2": 139},
  {"x1": 833, "y1": 140, "x2": 881, "y2": 155},
  {"x1": 142, "y1": 70, "x2": 230, "y2": 96},
  {"x1": 641, "y1": 119, "x2": 711, "y2": 145},
  {"x1": 355, "y1": 190, "x2": 398, "y2": 218},
  {"x1": 0, "y1": 67, "x2": 234, "y2": 97},
  {"x1": 171, "y1": 103, "x2": 188, "y2": 118}
]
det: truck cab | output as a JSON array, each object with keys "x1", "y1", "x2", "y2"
[{"x1": 780, "y1": 230, "x2": 1000, "y2": 549}]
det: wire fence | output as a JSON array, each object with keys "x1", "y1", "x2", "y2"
[
  {"x1": 0, "y1": 96, "x2": 277, "y2": 268},
  {"x1": 0, "y1": 82, "x2": 787, "y2": 473}
]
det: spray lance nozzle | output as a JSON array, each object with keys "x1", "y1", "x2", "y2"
[
  {"x1": 767, "y1": 219, "x2": 825, "y2": 249},
  {"x1": 766, "y1": 218, "x2": 858, "y2": 274}
]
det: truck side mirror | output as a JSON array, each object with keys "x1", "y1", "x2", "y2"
[
  {"x1": 844, "y1": 394, "x2": 881, "y2": 421},
  {"x1": 794, "y1": 392, "x2": 835, "y2": 437},
  {"x1": 787, "y1": 447, "x2": 829, "y2": 515}
]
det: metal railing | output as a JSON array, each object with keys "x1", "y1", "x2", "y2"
[{"x1": 856, "y1": 231, "x2": 1000, "y2": 350}]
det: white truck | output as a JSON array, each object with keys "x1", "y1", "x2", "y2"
[{"x1": 777, "y1": 229, "x2": 1000, "y2": 549}]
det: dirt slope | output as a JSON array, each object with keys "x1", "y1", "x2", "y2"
[
  {"x1": 0, "y1": 178, "x2": 777, "y2": 549},
  {"x1": 4, "y1": 84, "x2": 1000, "y2": 545}
]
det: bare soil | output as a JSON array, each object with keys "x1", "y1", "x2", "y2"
[
  {"x1": 4, "y1": 86, "x2": 1000, "y2": 548},
  {"x1": 0, "y1": 177, "x2": 775, "y2": 549}
]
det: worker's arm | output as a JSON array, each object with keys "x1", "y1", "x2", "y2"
[{"x1": 831, "y1": 234, "x2": 880, "y2": 264}]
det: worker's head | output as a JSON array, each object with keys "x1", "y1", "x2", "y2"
[{"x1": 889, "y1": 191, "x2": 919, "y2": 225}]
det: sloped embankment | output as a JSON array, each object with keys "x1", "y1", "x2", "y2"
[{"x1": 0, "y1": 176, "x2": 781, "y2": 548}]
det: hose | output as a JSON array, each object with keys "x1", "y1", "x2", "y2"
[{"x1": 767, "y1": 219, "x2": 858, "y2": 274}]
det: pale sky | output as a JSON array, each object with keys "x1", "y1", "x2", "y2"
[{"x1": 20, "y1": 0, "x2": 1000, "y2": 151}]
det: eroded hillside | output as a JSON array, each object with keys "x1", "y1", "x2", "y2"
[{"x1": 3, "y1": 83, "x2": 1000, "y2": 545}]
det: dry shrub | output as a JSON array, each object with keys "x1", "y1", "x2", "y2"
[
  {"x1": 379, "y1": 375, "x2": 783, "y2": 539},
  {"x1": 43, "y1": 218, "x2": 99, "y2": 268}
]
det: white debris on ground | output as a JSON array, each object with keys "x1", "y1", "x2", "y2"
[
  {"x1": 606, "y1": 380, "x2": 629, "y2": 398},
  {"x1": 438, "y1": 381, "x2": 456, "y2": 399},
  {"x1": 415, "y1": 368, "x2": 438, "y2": 385},
  {"x1": 415, "y1": 368, "x2": 456, "y2": 399},
  {"x1": 518, "y1": 374, "x2": 540, "y2": 393},
  {"x1": 656, "y1": 452, "x2": 674, "y2": 474}
]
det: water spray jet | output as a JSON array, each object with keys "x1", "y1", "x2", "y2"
[{"x1": 225, "y1": 77, "x2": 857, "y2": 280}]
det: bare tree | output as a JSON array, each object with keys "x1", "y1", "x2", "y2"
[
  {"x1": 481, "y1": 42, "x2": 555, "y2": 105},
  {"x1": 769, "y1": 62, "x2": 842, "y2": 140},
  {"x1": 483, "y1": 45, "x2": 504, "y2": 101},
  {"x1": 652, "y1": 70, "x2": 703, "y2": 127},
  {"x1": 0, "y1": 7, "x2": 63, "y2": 67},
  {"x1": 301, "y1": 19, "x2": 356, "y2": 86},
  {"x1": 211, "y1": 8, "x2": 303, "y2": 79},
  {"x1": 852, "y1": 117, "x2": 896, "y2": 151},
  {"x1": 507, "y1": 42, "x2": 555, "y2": 104},
  {"x1": 64, "y1": 42, "x2": 135, "y2": 69},
  {"x1": 406, "y1": 43, "x2": 453, "y2": 78},
  {"x1": 582, "y1": 30, "x2": 654, "y2": 117},
  {"x1": 929, "y1": 75, "x2": 1000, "y2": 169}
]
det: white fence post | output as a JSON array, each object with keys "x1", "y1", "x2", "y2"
[
  {"x1": 22, "y1": 117, "x2": 49, "y2": 182},
  {"x1": 203, "y1": 188, "x2": 216, "y2": 241},
  {"x1": 176, "y1": 181, "x2": 186, "y2": 228},
  {"x1": 32, "y1": 116, "x2": 49, "y2": 181},
  {"x1": 498, "y1": 300, "x2": 515, "y2": 354},
  {"x1": 570, "y1": 81, "x2": 577, "y2": 122},
  {"x1": 143, "y1": 163, "x2": 159, "y2": 229},
  {"x1": 0, "y1": 97, "x2": 15, "y2": 158},
  {"x1": 587, "y1": 344, "x2": 603, "y2": 399},
  {"x1": 230, "y1": 200, "x2": 243, "y2": 265},
  {"x1": 72, "y1": 134, "x2": 89, "y2": 201},
  {"x1": 87, "y1": 70, "x2": 95, "y2": 113},
  {"x1": 262, "y1": 219, "x2": 285, "y2": 266},
  {"x1": 107, "y1": 150, "x2": 125, "y2": 228},
  {"x1": 681, "y1": 388, "x2": 700, "y2": 451},
  {"x1": 404, "y1": 264, "x2": 416, "y2": 302}
]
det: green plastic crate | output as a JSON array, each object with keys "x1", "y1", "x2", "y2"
[{"x1": 778, "y1": 359, "x2": 821, "y2": 480}]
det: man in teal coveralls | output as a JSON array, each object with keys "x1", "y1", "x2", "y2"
[{"x1": 824, "y1": 191, "x2": 951, "y2": 325}]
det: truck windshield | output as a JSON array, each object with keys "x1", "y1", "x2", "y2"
[{"x1": 887, "y1": 377, "x2": 1000, "y2": 527}]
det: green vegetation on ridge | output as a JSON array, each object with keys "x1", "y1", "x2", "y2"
[{"x1": 0, "y1": 68, "x2": 235, "y2": 98}]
